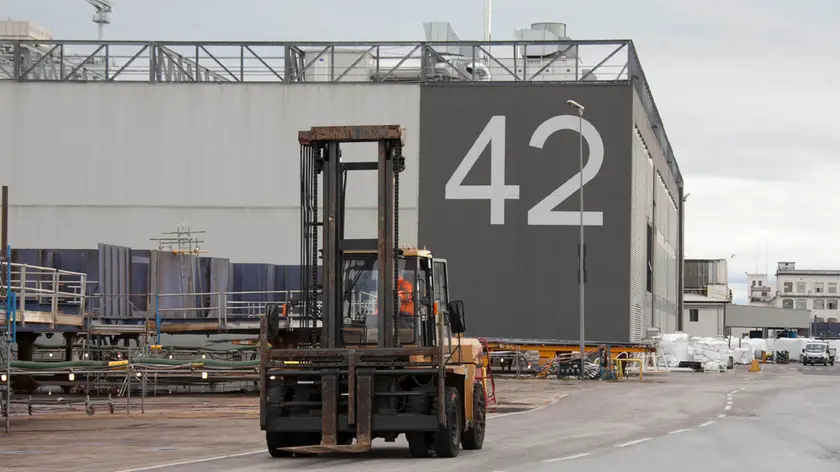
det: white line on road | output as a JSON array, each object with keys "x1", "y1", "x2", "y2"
[
  {"x1": 615, "y1": 438, "x2": 652, "y2": 448},
  {"x1": 724, "y1": 405, "x2": 732, "y2": 411},
  {"x1": 729, "y1": 390, "x2": 738, "y2": 394},
  {"x1": 113, "y1": 450, "x2": 265, "y2": 472},
  {"x1": 488, "y1": 394, "x2": 569, "y2": 420},
  {"x1": 543, "y1": 453, "x2": 590, "y2": 463},
  {"x1": 668, "y1": 428, "x2": 692, "y2": 435},
  {"x1": 718, "y1": 414, "x2": 727, "y2": 419},
  {"x1": 699, "y1": 421, "x2": 715, "y2": 427}
]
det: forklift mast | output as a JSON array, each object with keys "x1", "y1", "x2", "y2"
[{"x1": 299, "y1": 125, "x2": 406, "y2": 348}]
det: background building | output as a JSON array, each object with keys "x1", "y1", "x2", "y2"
[
  {"x1": 775, "y1": 262, "x2": 840, "y2": 322},
  {"x1": 746, "y1": 272, "x2": 774, "y2": 306},
  {"x1": 682, "y1": 258, "x2": 731, "y2": 337},
  {"x1": 0, "y1": 21, "x2": 684, "y2": 343}
]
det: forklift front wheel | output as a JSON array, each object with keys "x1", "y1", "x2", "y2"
[
  {"x1": 461, "y1": 382, "x2": 486, "y2": 450},
  {"x1": 434, "y1": 387, "x2": 462, "y2": 458},
  {"x1": 266, "y1": 432, "x2": 295, "y2": 458}
]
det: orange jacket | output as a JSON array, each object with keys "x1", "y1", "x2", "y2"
[
  {"x1": 372, "y1": 277, "x2": 414, "y2": 316},
  {"x1": 398, "y1": 277, "x2": 414, "y2": 315}
]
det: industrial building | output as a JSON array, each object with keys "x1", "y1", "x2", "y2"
[
  {"x1": 681, "y1": 259, "x2": 812, "y2": 338},
  {"x1": 0, "y1": 20, "x2": 683, "y2": 344}
]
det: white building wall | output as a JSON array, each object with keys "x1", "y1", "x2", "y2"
[
  {"x1": 777, "y1": 273, "x2": 840, "y2": 321},
  {"x1": 0, "y1": 83, "x2": 422, "y2": 264},
  {"x1": 683, "y1": 304, "x2": 725, "y2": 338}
]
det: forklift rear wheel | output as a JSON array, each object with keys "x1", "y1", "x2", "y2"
[
  {"x1": 433, "y1": 387, "x2": 462, "y2": 458},
  {"x1": 266, "y1": 432, "x2": 295, "y2": 458},
  {"x1": 461, "y1": 382, "x2": 486, "y2": 450}
]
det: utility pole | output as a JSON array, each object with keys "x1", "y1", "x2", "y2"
[{"x1": 566, "y1": 100, "x2": 586, "y2": 379}]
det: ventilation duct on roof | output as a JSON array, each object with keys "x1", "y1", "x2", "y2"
[{"x1": 514, "y1": 22, "x2": 579, "y2": 60}]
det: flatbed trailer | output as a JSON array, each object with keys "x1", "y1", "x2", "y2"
[{"x1": 483, "y1": 338, "x2": 655, "y2": 364}]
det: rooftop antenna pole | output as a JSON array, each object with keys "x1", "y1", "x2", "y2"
[
  {"x1": 85, "y1": 0, "x2": 113, "y2": 41},
  {"x1": 484, "y1": 0, "x2": 492, "y2": 57}
]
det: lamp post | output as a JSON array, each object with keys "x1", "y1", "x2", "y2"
[{"x1": 567, "y1": 99, "x2": 586, "y2": 379}]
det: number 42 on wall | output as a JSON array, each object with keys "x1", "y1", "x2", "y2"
[{"x1": 444, "y1": 115, "x2": 605, "y2": 226}]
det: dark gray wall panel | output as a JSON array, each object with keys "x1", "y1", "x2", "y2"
[{"x1": 418, "y1": 83, "x2": 634, "y2": 342}]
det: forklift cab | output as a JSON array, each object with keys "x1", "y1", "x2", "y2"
[{"x1": 341, "y1": 248, "x2": 453, "y2": 347}]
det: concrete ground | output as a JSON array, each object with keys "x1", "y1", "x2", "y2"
[{"x1": 2, "y1": 364, "x2": 836, "y2": 471}]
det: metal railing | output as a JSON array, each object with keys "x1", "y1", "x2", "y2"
[
  {"x1": 0, "y1": 39, "x2": 682, "y2": 187},
  {"x1": 0, "y1": 39, "x2": 634, "y2": 84},
  {"x1": 0, "y1": 261, "x2": 88, "y2": 323}
]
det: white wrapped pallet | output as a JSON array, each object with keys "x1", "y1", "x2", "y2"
[
  {"x1": 657, "y1": 333, "x2": 691, "y2": 367},
  {"x1": 732, "y1": 347, "x2": 753, "y2": 365}
]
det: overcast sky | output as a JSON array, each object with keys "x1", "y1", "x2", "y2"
[{"x1": 5, "y1": 0, "x2": 839, "y2": 303}]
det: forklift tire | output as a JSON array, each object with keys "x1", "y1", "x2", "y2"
[
  {"x1": 266, "y1": 432, "x2": 295, "y2": 458},
  {"x1": 407, "y1": 390, "x2": 435, "y2": 457},
  {"x1": 461, "y1": 382, "x2": 486, "y2": 450},
  {"x1": 433, "y1": 387, "x2": 462, "y2": 458}
]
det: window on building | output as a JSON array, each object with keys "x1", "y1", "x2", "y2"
[
  {"x1": 829, "y1": 300, "x2": 838, "y2": 310},
  {"x1": 782, "y1": 299, "x2": 794, "y2": 309},
  {"x1": 689, "y1": 309, "x2": 699, "y2": 322},
  {"x1": 796, "y1": 282, "x2": 806, "y2": 293},
  {"x1": 795, "y1": 299, "x2": 807, "y2": 309},
  {"x1": 830, "y1": 283, "x2": 838, "y2": 294},
  {"x1": 814, "y1": 299, "x2": 826, "y2": 310},
  {"x1": 758, "y1": 280, "x2": 763, "y2": 287},
  {"x1": 815, "y1": 282, "x2": 825, "y2": 293},
  {"x1": 783, "y1": 282, "x2": 793, "y2": 293},
  {"x1": 751, "y1": 280, "x2": 756, "y2": 287}
]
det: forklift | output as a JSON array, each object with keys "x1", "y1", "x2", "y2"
[{"x1": 259, "y1": 125, "x2": 491, "y2": 458}]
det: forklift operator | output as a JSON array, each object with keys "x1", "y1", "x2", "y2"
[
  {"x1": 369, "y1": 270, "x2": 415, "y2": 329},
  {"x1": 397, "y1": 272, "x2": 415, "y2": 329}
]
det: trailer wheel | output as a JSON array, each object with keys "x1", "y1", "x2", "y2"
[
  {"x1": 462, "y1": 382, "x2": 486, "y2": 450},
  {"x1": 266, "y1": 432, "x2": 295, "y2": 458},
  {"x1": 433, "y1": 387, "x2": 462, "y2": 458}
]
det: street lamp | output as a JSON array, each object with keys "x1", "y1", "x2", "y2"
[{"x1": 567, "y1": 99, "x2": 586, "y2": 379}]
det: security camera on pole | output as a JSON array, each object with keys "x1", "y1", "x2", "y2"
[{"x1": 566, "y1": 99, "x2": 586, "y2": 379}]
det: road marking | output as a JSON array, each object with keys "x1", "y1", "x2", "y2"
[
  {"x1": 699, "y1": 421, "x2": 715, "y2": 427},
  {"x1": 488, "y1": 394, "x2": 569, "y2": 420},
  {"x1": 729, "y1": 390, "x2": 738, "y2": 394},
  {"x1": 113, "y1": 450, "x2": 265, "y2": 472},
  {"x1": 718, "y1": 414, "x2": 727, "y2": 419},
  {"x1": 724, "y1": 405, "x2": 731, "y2": 410},
  {"x1": 543, "y1": 453, "x2": 590, "y2": 463},
  {"x1": 668, "y1": 428, "x2": 691, "y2": 435},
  {"x1": 615, "y1": 438, "x2": 652, "y2": 448}
]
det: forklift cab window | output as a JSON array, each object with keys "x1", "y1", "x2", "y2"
[{"x1": 342, "y1": 257, "x2": 418, "y2": 345}]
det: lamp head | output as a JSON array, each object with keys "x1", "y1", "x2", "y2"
[{"x1": 566, "y1": 99, "x2": 585, "y2": 112}]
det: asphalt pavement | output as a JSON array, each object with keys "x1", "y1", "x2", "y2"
[{"x1": 114, "y1": 364, "x2": 840, "y2": 472}]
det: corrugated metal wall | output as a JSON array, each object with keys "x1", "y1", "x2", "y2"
[
  {"x1": 684, "y1": 260, "x2": 728, "y2": 288},
  {"x1": 629, "y1": 126, "x2": 649, "y2": 342},
  {"x1": 98, "y1": 243, "x2": 132, "y2": 318},
  {"x1": 0, "y1": 83, "x2": 422, "y2": 264}
]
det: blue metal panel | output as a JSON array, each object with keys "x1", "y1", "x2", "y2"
[{"x1": 233, "y1": 263, "x2": 276, "y2": 303}]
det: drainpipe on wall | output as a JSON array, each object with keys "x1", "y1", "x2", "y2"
[{"x1": 677, "y1": 188, "x2": 686, "y2": 332}]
